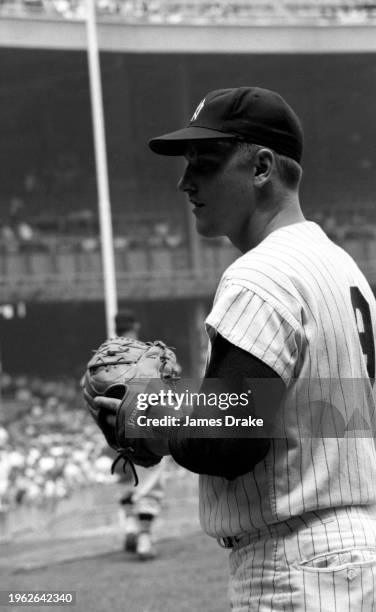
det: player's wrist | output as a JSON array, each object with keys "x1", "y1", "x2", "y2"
[
  {"x1": 144, "y1": 437, "x2": 171, "y2": 457},
  {"x1": 143, "y1": 403, "x2": 193, "y2": 456},
  {"x1": 140, "y1": 405, "x2": 173, "y2": 457}
]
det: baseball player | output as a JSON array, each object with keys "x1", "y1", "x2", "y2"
[
  {"x1": 100, "y1": 87, "x2": 376, "y2": 610},
  {"x1": 115, "y1": 310, "x2": 167, "y2": 561}
]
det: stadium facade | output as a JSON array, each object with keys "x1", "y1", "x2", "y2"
[{"x1": 0, "y1": 17, "x2": 375, "y2": 376}]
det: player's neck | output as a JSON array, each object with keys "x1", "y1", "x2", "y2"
[{"x1": 233, "y1": 199, "x2": 305, "y2": 253}]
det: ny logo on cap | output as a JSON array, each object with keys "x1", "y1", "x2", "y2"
[{"x1": 191, "y1": 98, "x2": 205, "y2": 122}]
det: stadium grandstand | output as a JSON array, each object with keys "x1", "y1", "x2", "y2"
[
  {"x1": 0, "y1": 0, "x2": 376, "y2": 24},
  {"x1": 0, "y1": 3, "x2": 375, "y2": 378},
  {"x1": 0, "y1": 0, "x2": 375, "y2": 540}
]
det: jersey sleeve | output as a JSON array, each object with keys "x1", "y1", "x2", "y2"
[{"x1": 205, "y1": 280, "x2": 301, "y2": 383}]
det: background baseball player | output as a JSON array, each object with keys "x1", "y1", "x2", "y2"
[
  {"x1": 94, "y1": 87, "x2": 376, "y2": 610},
  {"x1": 114, "y1": 309, "x2": 168, "y2": 561}
]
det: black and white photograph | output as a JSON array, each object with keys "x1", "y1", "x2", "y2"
[{"x1": 1, "y1": 2, "x2": 376, "y2": 610}]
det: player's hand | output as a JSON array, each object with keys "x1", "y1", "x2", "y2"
[
  {"x1": 94, "y1": 396, "x2": 120, "y2": 427},
  {"x1": 94, "y1": 396, "x2": 171, "y2": 456}
]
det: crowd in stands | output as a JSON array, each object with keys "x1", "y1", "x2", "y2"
[
  {"x1": 308, "y1": 209, "x2": 376, "y2": 244},
  {"x1": 0, "y1": 374, "x2": 117, "y2": 509},
  {"x1": 0, "y1": 196, "x2": 185, "y2": 256},
  {"x1": 2, "y1": 199, "x2": 376, "y2": 260},
  {"x1": 1, "y1": 0, "x2": 375, "y2": 24}
]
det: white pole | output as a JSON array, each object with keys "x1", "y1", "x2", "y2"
[{"x1": 86, "y1": 0, "x2": 117, "y2": 338}]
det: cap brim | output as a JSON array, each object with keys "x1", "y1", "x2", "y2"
[{"x1": 148, "y1": 126, "x2": 238, "y2": 156}]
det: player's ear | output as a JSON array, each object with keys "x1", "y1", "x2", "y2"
[{"x1": 253, "y1": 148, "x2": 274, "y2": 187}]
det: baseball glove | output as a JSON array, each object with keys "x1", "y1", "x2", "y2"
[{"x1": 82, "y1": 337, "x2": 180, "y2": 484}]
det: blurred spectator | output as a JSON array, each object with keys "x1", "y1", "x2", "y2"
[
  {"x1": 148, "y1": 221, "x2": 184, "y2": 248},
  {"x1": 0, "y1": 429, "x2": 10, "y2": 508},
  {"x1": 81, "y1": 237, "x2": 99, "y2": 251},
  {"x1": 0, "y1": 224, "x2": 18, "y2": 252},
  {"x1": 24, "y1": 171, "x2": 38, "y2": 194},
  {"x1": 17, "y1": 221, "x2": 35, "y2": 246},
  {"x1": 2, "y1": 0, "x2": 375, "y2": 24},
  {"x1": 113, "y1": 236, "x2": 130, "y2": 250},
  {"x1": 0, "y1": 372, "x2": 118, "y2": 509},
  {"x1": 8, "y1": 196, "x2": 24, "y2": 227},
  {"x1": 321, "y1": 212, "x2": 338, "y2": 240}
]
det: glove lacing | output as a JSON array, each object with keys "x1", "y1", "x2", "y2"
[{"x1": 111, "y1": 449, "x2": 139, "y2": 486}]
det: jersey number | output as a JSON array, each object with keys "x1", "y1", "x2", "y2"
[{"x1": 350, "y1": 286, "x2": 375, "y2": 380}]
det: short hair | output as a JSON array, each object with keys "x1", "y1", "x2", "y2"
[
  {"x1": 237, "y1": 142, "x2": 302, "y2": 189},
  {"x1": 192, "y1": 139, "x2": 302, "y2": 188},
  {"x1": 273, "y1": 151, "x2": 303, "y2": 189}
]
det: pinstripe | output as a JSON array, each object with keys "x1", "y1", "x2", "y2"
[
  {"x1": 307, "y1": 388, "x2": 319, "y2": 510},
  {"x1": 352, "y1": 437, "x2": 363, "y2": 510},
  {"x1": 228, "y1": 275, "x2": 301, "y2": 330},
  {"x1": 257, "y1": 537, "x2": 268, "y2": 610},
  {"x1": 242, "y1": 299, "x2": 267, "y2": 344},
  {"x1": 226, "y1": 481, "x2": 234, "y2": 535},
  {"x1": 284, "y1": 233, "x2": 367, "y2": 498},
  {"x1": 270, "y1": 328, "x2": 294, "y2": 369},
  {"x1": 296, "y1": 528, "x2": 308, "y2": 611},
  {"x1": 200, "y1": 221, "x2": 376, "y2": 610},
  {"x1": 355, "y1": 505, "x2": 369, "y2": 546},
  {"x1": 257, "y1": 316, "x2": 286, "y2": 361},
  {"x1": 219, "y1": 476, "x2": 227, "y2": 536},
  {"x1": 273, "y1": 234, "x2": 359, "y2": 381},
  {"x1": 333, "y1": 507, "x2": 344, "y2": 549},
  {"x1": 233, "y1": 482, "x2": 242, "y2": 536},
  {"x1": 230, "y1": 507, "x2": 376, "y2": 610},
  {"x1": 249, "y1": 309, "x2": 275, "y2": 352},
  {"x1": 291, "y1": 387, "x2": 307, "y2": 514},
  {"x1": 269, "y1": 536, "x2": 279, "y2": 611},
  {"x1": 248, "y1": 541, "x2": 257, "y2": 609},
  {"x1": 253, "y1": 463, "x2": 268, "y2": 528},
  {"x1": 226, "y1": 262, "x2": 302, "y2": 307},
  {"x1": 204, "y1": 474, "x2": 213, "y2": 535},
  {"x1": 315, "y1": 570, "x2": 323, "y2": 612},
  {"x1": 212, "y1": 476, "x2": 221, "y2": 538},
  {"x1": 331, "y1": 570, "x2": 338, "y2": 612},
  {"x1": 347, "y1": 557, "x2": 352, "y2": 612},
  {"x1": 228, "y1": 291, "x2": 258, "y2": 335},
  {"x1": 266, "y1": 239, "x2": 347, "y2": 377},
  {"x1": 240, "y1": 474, "x2": 257, "y2": 531},
  {"x1": 281, "y1": 530, "x2": 295, "y2": 611},
  {"x1": 203, "y1": 474, "x2": 213, "y2": 536},
  {"x1": 259, "y1": 237, "x2": 360, "y2": 505},
  {"x1": 269, "y1": 439, "x2": 277, "y2": 517}
]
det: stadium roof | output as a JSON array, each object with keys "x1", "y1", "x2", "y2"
[{"x1": 1, "y1": 17, "x2": 376, "y2": 53}]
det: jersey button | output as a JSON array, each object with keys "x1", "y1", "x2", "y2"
[{"x1": 347, "y1": 569, "x2": 357, "y2": 581}]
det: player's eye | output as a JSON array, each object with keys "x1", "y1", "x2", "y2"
[{"x1": 194, "y1": 160, "x2": 218, "y2": 172}]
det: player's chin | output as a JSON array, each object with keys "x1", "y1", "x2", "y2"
[{"x1": 195, "y1": 220, "x2": 222, "y2": 239}]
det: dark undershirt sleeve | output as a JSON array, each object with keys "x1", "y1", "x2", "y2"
[{"x1": 168, "y1": 333, "x2": 285, "y2": 480}]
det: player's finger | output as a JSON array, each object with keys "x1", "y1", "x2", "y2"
[
  {"x1": 105, "y1": 414, "x2": 116, "y2": 427},
  {"x1": 94, "y1": 396, "x2": 121, "y2": 412}
]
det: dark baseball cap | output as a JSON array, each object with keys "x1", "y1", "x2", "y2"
[{"x1": 149, "y1": 86, "x2": 303, "y2": 163}]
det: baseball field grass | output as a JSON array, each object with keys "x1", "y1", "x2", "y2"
[{"x1": 1, "y1": 531, "x2": 228, "y2": 612}]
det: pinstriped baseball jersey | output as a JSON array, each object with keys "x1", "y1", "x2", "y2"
[{"x1": 201, "y1": 220, "x2": 376, "y2": 538}]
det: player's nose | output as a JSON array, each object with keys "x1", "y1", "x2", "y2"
[{"x1": 177, "y1": 166, "x2": 196, "y2": 194}]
